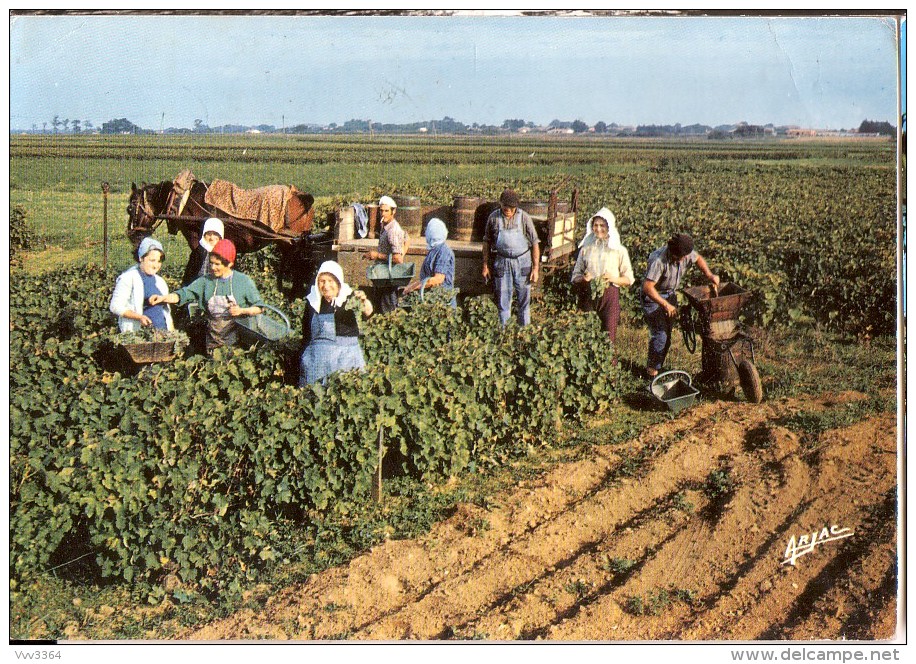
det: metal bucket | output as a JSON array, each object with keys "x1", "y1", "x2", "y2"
[
  {"x1": 651, "y1": 370, "x2": 700, "y2": 414},
  {"x1": 234, "y1": 304, "x2": 292, "y2": 345},
  {"x1": 366, "y1": 255, "x2": 416, "y2": 287}
]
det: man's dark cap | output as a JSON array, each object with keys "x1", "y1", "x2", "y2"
[
  {"x1": 667, "y1": 233, "x2": 694, "y2": 257},
  {"x1": 499, "y1": 189, "x2": 520, "y2": 208}
]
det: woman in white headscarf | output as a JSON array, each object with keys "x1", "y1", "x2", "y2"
[
  {"x1": 571, "y1": 207, "x2": 634, "y2": 343},
  {"x1": 182, "y1": 217, "x2": 225, "y2": 286},
  {"x1": 299, "y1": 261, "x2": 373, "y2": 386},
  {"x1": 401, "y1": 217, "x2": 456, "y2": 307}
]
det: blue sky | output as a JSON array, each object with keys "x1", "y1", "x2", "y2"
[{"x1": 8, "y1": 13, "x2": 902, "y2": 131}]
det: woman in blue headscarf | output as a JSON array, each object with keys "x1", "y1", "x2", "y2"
[
  {"x1": 109, "y1": 237, "x2": 174, "y2": 331},
  {"x1": 402, "y1": 217, "x2": 456, "y2": 307}
]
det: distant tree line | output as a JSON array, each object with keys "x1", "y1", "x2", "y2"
[
  {"x1": 857, "y1": 119, "x2": 895, "y2": 136},
  {"x1": 46, "y1": 115, "x2": 94, "y2": 134},
  {"x1": 20, "y1": 115, "x2": 898, "y2": 137},
  {"x1": 101, "y1": 118, "x2": 143, "y2": 134}
]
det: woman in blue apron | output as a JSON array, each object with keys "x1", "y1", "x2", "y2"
[
  {"x1": 109, "y1": 237, "x2": 174, "y2": 332},
  {"x1": 299, "y1": 261, "x2": 373, "y2": 386}
]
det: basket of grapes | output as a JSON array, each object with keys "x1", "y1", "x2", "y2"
[{"x1": 114, "y1": 328, "x2": 190, "y2": 364}]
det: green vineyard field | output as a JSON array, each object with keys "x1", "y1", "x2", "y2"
[{"x1": 8, "y1": 133, "x2": 900, "y2": 615}]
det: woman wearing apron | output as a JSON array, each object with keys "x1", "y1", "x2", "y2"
[
  {"x1": 151, "y1": 239, "x2": 264, "y2": 352},
  {"x1": 299, "y1": 261, "x2": 373, "y2": 386},
  {"x1": 109, "y1": 237, "x2": 174, "y2": 332}
]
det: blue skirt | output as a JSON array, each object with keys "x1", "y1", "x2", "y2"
[{"x1": 299, "y1": 336, "x2": 366, "y2": 386}]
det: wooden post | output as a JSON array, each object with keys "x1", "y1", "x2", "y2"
[
  {"x1": 371, "y1": 428, "x2": 384, "y2": 503},
  {"x1": 101, "y1": 182, "x2": 110, "y2": 269}
]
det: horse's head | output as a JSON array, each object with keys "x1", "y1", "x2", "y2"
[
  {"x1": 126, "y1": 182, "x2": 170, "y2": 247},
  {"x1": 288, "y1": 187, "x2": 316, "y2": 234},
  {"x1": 127, "y1": 183, "x2": 155, "y2": 246}
]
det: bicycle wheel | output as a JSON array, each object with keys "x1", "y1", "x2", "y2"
[{"x1": 681, "y1": 307, "x2": 698, "y2": 354}]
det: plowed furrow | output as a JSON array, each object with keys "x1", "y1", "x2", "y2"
[
  {"x1": 764, "y1": 489, "x2": 898, "y2": 640},
  {"x1": 546, "y1": 440, "x2": 813, "y2": 640},
  {"x1": 182, "y1": 399, "x2": 899, "y2": 642}
]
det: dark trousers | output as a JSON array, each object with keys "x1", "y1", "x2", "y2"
[
  {"x1": 643, "y1": 292, "x2": 677, "y2": 371},
  {"x1": 376, "y1": 286, "x2": 399, "y2": 314},
  {"x1": 576, "y1": 282, "x2": 621, "y2": 344}
]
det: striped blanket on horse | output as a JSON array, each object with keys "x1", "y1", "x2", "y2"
[{"x1": 204, "y1": 179, "x2": 293, "y2": 232}]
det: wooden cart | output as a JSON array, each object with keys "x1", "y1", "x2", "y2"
[{"x1": 326, "y1": 192, "x2": 579, "y2": 298}]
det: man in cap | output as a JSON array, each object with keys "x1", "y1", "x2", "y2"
[
  {"x1": 481, "y1": 188, "x2": 540, "y2": 326},
  {"x1": 642, "y1": 233, "x2": 719, "y2": 378},
  {"x1": 362, "y1": 195, "x2": 407, "y2": 313}
]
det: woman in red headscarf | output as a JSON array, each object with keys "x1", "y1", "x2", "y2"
[{"x1": 150, "y1": 239, "x2": 264, "y2": 351}]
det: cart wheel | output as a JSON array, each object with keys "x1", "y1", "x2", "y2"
[
  {"x1": 681, "y1": 307, "x2": 698, "y2": 354},
  {"x1": 738, "y1": 359, "x2": 763, "y2": 403}
]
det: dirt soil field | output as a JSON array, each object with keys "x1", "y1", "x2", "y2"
[{"x1": 185, "y1": 392, "x2": 899, "y2": 642}]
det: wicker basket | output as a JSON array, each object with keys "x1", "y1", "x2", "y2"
[{"x1": 121, "y1": 340, "x2": 178, "y2": 364}]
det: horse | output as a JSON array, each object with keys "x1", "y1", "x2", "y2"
[{"x1": 127, "y1": 178, "x2": 326, "y2": 298}]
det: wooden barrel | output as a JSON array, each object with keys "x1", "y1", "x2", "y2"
[
  {"x1": 452, "y1": 196, "x2": 483, "y2": 242},
  {"x1": 365, "y1": 203, "x2": 379, "y2": 238},
  {"x1": 393, "y1": 195, "x2": 421, "y2": 209},
  {"x1": 452, "y1": 208, "x2": 476, "y2": 241},
  {"x1": 520, "y1": 200, "x2": 548, "y2": 216},
  {"x1": 395, "y1": 205, "x2": 423, "y2": 238},
  {"x1": 336, "y1": 206, "x2": 355, "y2": 242},
  {"x1": 454, "y1": 195, "x2": 484, "y2": 211},
  {"x1": 391, "y1": 196, "x2": 422, "y2": 237}
]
